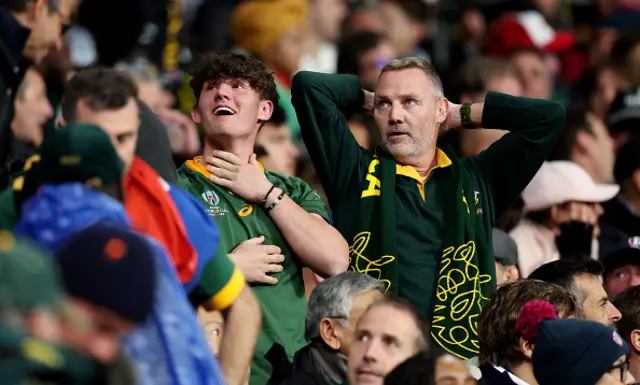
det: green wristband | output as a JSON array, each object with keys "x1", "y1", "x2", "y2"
[{"x1": 461, "y1": 102, "x2": 476, "y2": 129}]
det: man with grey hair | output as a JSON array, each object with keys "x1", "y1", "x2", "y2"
[
  {"x1": 273, "y1": 271, "x2": 384, "y2": 385},
  {"x1": 291, "y1": 56, "x2": 566, "y2": 360}
]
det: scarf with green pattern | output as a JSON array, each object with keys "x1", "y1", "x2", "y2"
[{"x1": 347, "y1": 145, "x2": 495, "y2": 359}]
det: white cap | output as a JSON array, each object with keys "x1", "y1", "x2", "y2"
[{"x1": 522, "y1": 161, "x2": 620, "y2": 212}]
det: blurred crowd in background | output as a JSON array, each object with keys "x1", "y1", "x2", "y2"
[{"x1": 5, "y1": 0, "x2": 640, "y2": 384}]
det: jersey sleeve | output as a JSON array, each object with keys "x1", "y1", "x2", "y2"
[
  {"x1": 289, "y1": 177, "x2": 330, "y2": 223},
  {"x1": 193, "y1": 247, "x2": 246, "y2": 311}
]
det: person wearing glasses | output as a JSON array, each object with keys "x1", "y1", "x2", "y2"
[{"x1": 516, "y1": 299, "x2": 633, "y2": 385}]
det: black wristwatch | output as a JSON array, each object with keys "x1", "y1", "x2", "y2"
[{"x1": 460, "y1": 102, "x2": 477, "y2": 129}]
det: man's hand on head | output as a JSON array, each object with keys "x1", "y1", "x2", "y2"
[
  {"x1": 442, "y1": 100, "x2": 462, "y2": 133},
  {"x1": 205, "y1": 151, "x2": 272, "y2": 202},
  {"x1": 362, "y1": 90, "x2": 375, "y2": 115}
]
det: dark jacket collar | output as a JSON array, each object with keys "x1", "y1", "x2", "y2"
[
  {"x1": 480, "y1": 365, "x2": 529, "y2": 385},
  {"x1": 0, "y1": 8, "x2": 31, "y2": 68}
]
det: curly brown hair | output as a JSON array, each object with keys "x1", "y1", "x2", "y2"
[
  {"x1": 478, "y1": 280, "x2": 580, "y2": 369},
  {"x1": 190, "y1": 53, "x2": 279, "y2": 105}
]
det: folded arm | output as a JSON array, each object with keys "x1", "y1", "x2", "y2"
[
  {"x1": 291, "y1": 71, "x2": 372, "y2": 206},
  {"x1": 458, "y1": 92, "x2": 566, "y2": 219}
]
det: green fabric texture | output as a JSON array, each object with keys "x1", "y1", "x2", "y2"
[
  {"x1": 0, "y1": 324, "x2": 103, "y2": 384},
  {"x1": 347, "y1": 151, "x2": 397, "y2": 291},
  {"x1": 0, "y1": 189, "x2": 17, "y2": 230},
  {"x1": 39, "y1": 123, "x2": 123, "y2": 186},
  {"x1": 349, "y1": 146, "x2": 493, "y2": 359},
  {"x1": 0, "y1": 232, "x2": 64, "y2": 313},
  {"x1": 178, "y1": 161, "x2": 329, "y2": 385}
]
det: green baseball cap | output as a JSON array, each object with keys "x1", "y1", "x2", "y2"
[
  {"x1": 0, "y1": 231, "x2": 65, "y2": 313},
  {"x1": 39, "y1": 123, "x2": 124, "y2": 188}
]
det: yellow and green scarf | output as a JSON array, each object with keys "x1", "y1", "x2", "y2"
[{"x1": 347, "y1": 145, "x2": 495, "y2": 359}]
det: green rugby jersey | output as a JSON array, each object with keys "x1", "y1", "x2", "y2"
[{"x1": 178, "y1": 157, "x2": 329, "y2": 385}]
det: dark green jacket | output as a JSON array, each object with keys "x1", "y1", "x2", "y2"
[{"x1": 291, "y1": 72, "x2": 566, "y2": 316}]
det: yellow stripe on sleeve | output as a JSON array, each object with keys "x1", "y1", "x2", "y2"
[{"x1": 205, "y1": 267, "x2": 246, "y2": 311}]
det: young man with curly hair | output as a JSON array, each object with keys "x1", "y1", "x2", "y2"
[{"x1": 177, "y1": 52, "x2": 349, "y2": 385}]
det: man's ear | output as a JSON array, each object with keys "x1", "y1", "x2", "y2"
[
  {"x1": 191, "y1": 105, "x2": 202, "y2": 124},
  {"x1": 519, "y1": 337, "x2": 534, "y2": 360},
  {"x1": 435, "y1": 98, "x2": 448, "y2": 126},
  {"x1": 631, "y1": 329, "x2": 640, "y2": 353},
  {"x1": 505, "y1": 266, "x2": 521, "y2": 282},
  {"x1": 319, "y1": 318, "x2": 342, "y2": 351},
  {"x1": 574, "y1": 130, "x2": 590, "y2": 155},
  {"x1": 258, "y1": 100, "x2": 274, "y2": 123}
]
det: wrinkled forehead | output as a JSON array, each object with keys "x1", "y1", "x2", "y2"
[
  {"x1": 376, "y1": 69, "x2": 439, "y2": 99},
  {"x1": 356, "y1": 305, "x2": 418, "y2": 338}
]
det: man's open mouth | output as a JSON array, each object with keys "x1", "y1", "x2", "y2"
[{"x1": 213, "y1": 106, "x2": 236, "y2": 116}]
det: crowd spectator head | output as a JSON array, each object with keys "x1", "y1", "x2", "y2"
[
  {"x1": 337, "y1": 31, "x2": 397, "y2": 92},
  {"x1": 493, "y1": 229, "x2": 521, "y2": 286},
  {"x1": 197, "y1": 307, "x2": 224, "y2": 355},
  {"x1": 342, "y1": 4, "x2": 384, "y2": 35},
  {"x1": 528, "y1": 258, "x2": 621, "y2": 325},
  {"x1": 601, "y1": 236, "x2": 640, "y2": 299},
  {"x1": 347, "y1": 297, "x2": 428, "y2": 385},
  {"x1": 377, "y1": 0, "x2": 430, "y2": 57},
  {"x1": 453, "y1": 57, "x2": 521, "y2": 157},
  {"x1": 517, "y1": 161, "x2": 619, "y2": 266},
  {"x1": 383, "y1": 350, "x2": 436, "y2": 385},
  {"x1": 306, "y1": 271, "x2": 384, "y2": 356},
  {"x1": 509, "y1": 49, "x2": 554, "y2": 100},
  {"x1": 308, "y1": 0, "x2": 348, "y2": 44},
  {"x1": 478, "y1": 280, "x2": 579, "y2": 378},
  {"x1": 613, "y1": 285, "x2": 640, "y2": 381},
  {"x1": 115, "y1": 58, "x2": 171, "y2": 111},
  {"x1": 516, "y1": 300, "x2": 629, "y2": 385},
  {"x1": 229, "y1": 0, "x2": 307, "y2": 75},
  {"x1": 38, "y1": 123, "x2": 126, "y2": 202},
  {"x1": 54, "y1": 224, "x2": 156, "y2": 364},
  {"x1": 607, "y1": 87, "x2": 640, "y2": 150},
  {"x1": 11, "y1": 67, "x2": 54, "y2": 148},
  {"x1": 61, "y1": 67, "x2": 140, "y2": 174},
  {"x1": 254, "y1": 103, "x2": 299, "y2": 176},
  {"x1": 374, "y1": 57, "x2": 447, "y2": 163},
  {"x1": 579, "y1": 62, "x2": 618, "y2": 122},
  {"x1": 3, "y1": 0, "x2": 71, "y2": 63},
  {"x1": 190, "y1": 53, "x2": 278, "y2": 146},
  {"x1": 0, "y1": 231, "x2": 81, "y2": 353},
  {"x1": 454, "y1": 57, "x2": 522, "y2": 103},
  {"x1": 547, "y1": 104, "x2": 615, "y2": 183},
  {"x1": 433, "y1": 353, "x2": 476, "y2": 385},
  {"x1": 610, "y1": 32, "x2": 640, "y2": 87},
  {"x1": 531, "y1": 0, "x2": 561, "y2": 20},
  {"x1": 614, "y1": 135, "x2": 640, "y2": 200}
]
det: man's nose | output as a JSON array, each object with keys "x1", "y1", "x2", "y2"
[
  {"x1": 629, "y1": 274, "x2": 640, "y2": 288},
  {"x1": 214, "y1": 83, "x2": 232, "y2": 101},
  {"x1": 362, "y1": 341, "x2": 381, "y2": 363},
  {"x1": 388, "y1": 105, "x2": 403, "y2": 125},
  {"x1": 608, "y1": 302, "x2": 622, "y2": 323}
]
